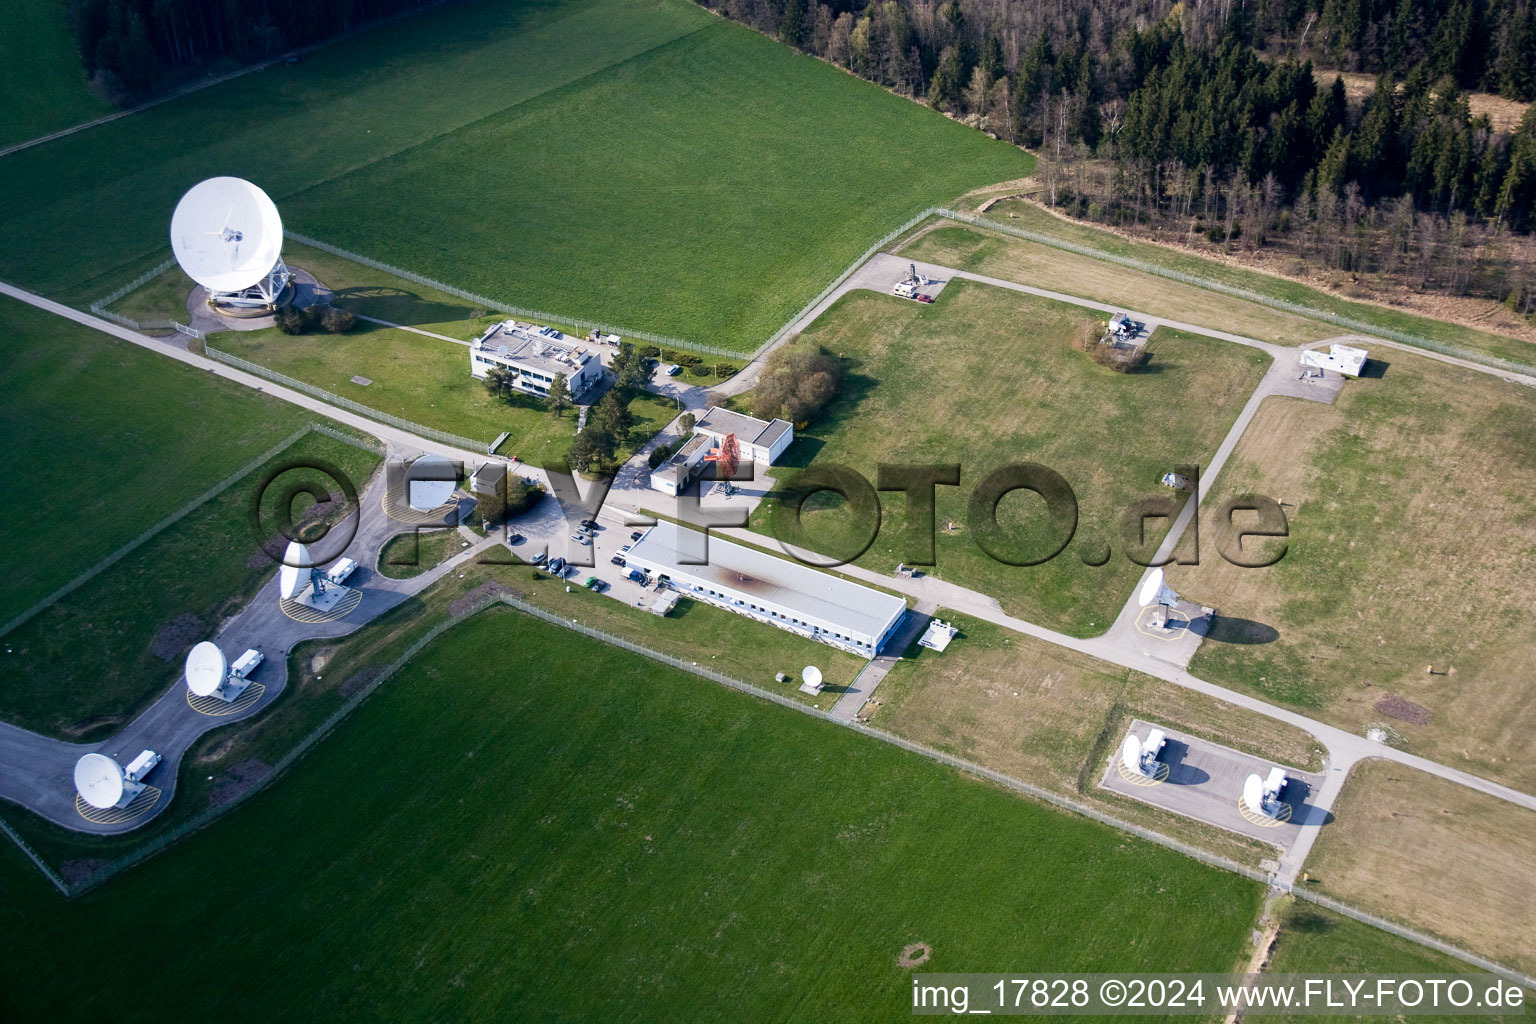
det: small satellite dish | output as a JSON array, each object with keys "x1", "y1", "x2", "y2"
[
  {"x1": 405, "y1": 454, "x2": 455, "y2": 511},
  {"x1": 1242, "y1": 773, "x2": 1265, "y2": 815},
  {"x1": 75, "y1": 752, "x2": 126, "y2": 810},
  {"x1": 1137, "y1": 567, "x2": 1179, "y2": 608},
  {"x1": 801, "y1": 665, "x2": 823, "y2": 688},
  {"x1": 1120, "y1": 733, "x2": 1142, "y2": 774},
  {"x1": 170, "y1": 177, "x2": 285, "y2": 293},
  {"x1": 279, "y1": 540, "x2": 312, "y2": 599},
  {"x1": 185, "y1": 641, "x2": 229, "y2": 698}
]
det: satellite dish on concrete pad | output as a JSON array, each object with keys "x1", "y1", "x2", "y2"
[
  {"x1": 1242, "y1": 773, "x2": 1264, "y2": 815},
  {"x1": 1120, "y1": 733, "x2": 1142, "y2": 774},
  {"x1": 405, "y1": 454, "x2": 456, "y2": 511},
  {"x1": 185, "y1": 641, "x2": 229, "y2": 698},
  {"x1": 1137, "y1": 567, "x2": 1180, "y2": 608},
  {"x1": 75, "y1": 752, "x2": 127, "y2": 810},
  {"x1": 170, "y1": 177, "x2": 285, "y2": 293},
  {"x1": 802, "y1": 665, "x2": 822, "y2": 688},
  {"x1": 279, "y1": 540, "x2": 312, "y2": 599}
]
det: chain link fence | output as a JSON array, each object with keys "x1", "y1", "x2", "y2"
[
  {"x1": 286, "y1": 231, "x2": 743, "y2": 358},
  {"x1": 932, "y1": 207, "x2": 1536, "y2": 377},
  {"x1": 8, "y1": 593, "x2": 1531, "y2": 988},
  {"x1": 0, "y1": 423, "x2": 376, "y2": 640},
  {"x1": 204, "y1": 343, "x2": 488, "y2": 452}
]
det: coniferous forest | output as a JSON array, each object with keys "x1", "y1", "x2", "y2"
[{"x1": 714, "y1": 0, "x2": 1536, "y2": 317}]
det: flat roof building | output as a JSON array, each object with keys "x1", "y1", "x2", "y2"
[
  {"x1": 693, "y1": 407, "x2": 793, "y2": 466},
  {"x1": 623, "y1": 520, "x2": 906, "y2": 658},
  {"x1": 1301, "y1": 343, "x2": 1369, "y2": 378},
  {"x1": 470, "y1": 321, "x2": 602, "y2": 398}
]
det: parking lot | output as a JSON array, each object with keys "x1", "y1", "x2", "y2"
[{"x1": 1099, "y1": 719, "x2": 1327, "y2": 848}]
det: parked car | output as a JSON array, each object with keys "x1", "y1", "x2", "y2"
[
  {"x1": 627, "y1": 569, "x2": 646, "y2": 583},
  {"x1": 915, "y1": 293, "x2": 934, "y2": 303},
  {"x1": 630, "y1": 531, "x2": 644, "y2": 541},
  {"x1": 531, "y1": 551, "x2": 548, "y2": 565},
  {"x1": 507, "y1": 532, "x2": 525, "y2": 545},
  {"x1": 619, "y1": 544, "x2": 631, "y2": 553},
  {"x1": 610, "y1": 554, "x2": 627, "y2": 567},
  {"x1": 571, "y1": 532, "x2": 592, "y2": 545},
  {"x1": 547, "y1": 557, "x2": 565, "y2": 573},
  {"x1": 579, "y1": 519, "x2": 599, "y2": 531},
  {"x1": 666, "y1": 365, "x2": 683, "y2": 376}
]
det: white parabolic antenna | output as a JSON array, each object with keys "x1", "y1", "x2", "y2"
[
  {"x1": 170, "y1": 177, "x2": 285, "y2": 293},
  {"x1": 406, "y1": 454, "x2": 456, "y2": 511},
  {"x1": 801, "y1": 665, "x2": 823, "y2": 688},
  {"x1": 1242, "y1": 773, "x2": 1265, "y2": 814},
  {"x1": 75, "y1": 752, "x2": 126, "y2": 810},
  {"x1": 1120, "y1": 733, "x2": 1142, "y2": 774},
  {"x1": 185, "y1": 641, "x2": 229, "y2": 698},
  {"x1": 1137, "y1": 567, "x2": 1179, "y2": 608},
  {"x1": 279, "y1": 540, "x2": 312, "y2": 600}
]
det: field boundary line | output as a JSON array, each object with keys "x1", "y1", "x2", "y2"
[
  {"x1": 0, "y1": 423, "x2": 378, "y2": 640},
  {"x1": 203, "y1": 344, "x2": 488, "y2": 451},
  {"x1": 19, "y1": 594, "x2": 1535, "y2": 988},
  {"x1": 285, "y1": 232, "x2": 742, "y2": 358},
  {"x1": 0, "y1": 2, "x2": 453, "y2": 160},
  {"x1": 928, "y1": 208, "x2": 1536, "y2": 377},
  {"x1": 0, "y1": 816, "x2": 70, "y2": 896}
]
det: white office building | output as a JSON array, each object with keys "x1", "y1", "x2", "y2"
[
  {"x1": 623, "y1": 521, "x2": 907, "y2": 658},
  {"x1": 469, "y1": 320, "x2": 603, "y2": 398},
  {"x1": 650, "y1": 406, "x2": 794, "y2": 496}
]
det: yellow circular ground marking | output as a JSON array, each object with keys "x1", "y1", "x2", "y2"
[
  {"x1": 280, "y1": 586, "x2": 363, "y2": 623},
  {"x1": 381, "y1": 490, "x2": 456, "y2": 525},
  {"x1": 1116, "y1": 759, "x2": 1171, "y2": 786},
  {"x1": 76, "y1": 785, "x2": 162, "y2": 825},
  {"x1": 186, "y1": 681, "x2": 266, "y2": 717},
  {"x1": 1237, "y1": 796, "x2": 1292, "y2": 827},
  {"x1": 1135, "y1": 605, "x2": 1190, "y2": 641}
]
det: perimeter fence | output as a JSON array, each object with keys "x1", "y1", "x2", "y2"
[
  {"x1": 930, "y1": 207, "x2": 1536, "y2": 377},
  {"x1": 203, "y1": 344, "x2": 487, "y2": 452},
  {"x1": 0, "y1": 423, "x2": 377, "y2": 640},
  {"x1": 5, "y1": 593, "x2": 1533, "y2": 990},
  {"x1": 285, "y1": 231, "x2": 742, "y2": 359}
]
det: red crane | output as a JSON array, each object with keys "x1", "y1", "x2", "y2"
[{"x1": 703, "y1": 432, "x2": 740, "y2": 485}]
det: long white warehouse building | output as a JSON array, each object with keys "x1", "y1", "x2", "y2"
[{"x1": 623, "y1": 521, "x2": 907, "y2": 658}]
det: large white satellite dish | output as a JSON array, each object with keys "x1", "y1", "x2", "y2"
[
  {"x1": 801, "y1": 665, "x2": 822, "y2": 688},
  {"x1": 1137, "y1": 567, "x2": 1179, "y2": 608},
  {"x1": 1120, "y1": 733, "x2": 1142, "y2": 774},
  {"x1": 171, "y1": 177, "x2": 291, "y2": 308},
  {"x1": 406, "y1": 454, "x2": 456, "y2": 511},
  {"x1": 185, "y1": 641, "x2": 229, "y2": 698},
  {"x1": 75, "y1": 752, "x2": 127, "y2": 810},
  {"x1": 1242, "y1": 773, "x2": 1265, "y2": 815},
  {"x1": 279, "y1": 540, "x2": 312, "y2": 600}
]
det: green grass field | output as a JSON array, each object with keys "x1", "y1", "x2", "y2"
[
  {"x1": 0, "y1": 0, "x2": 1030, "y2": 351},
  {"x1": 0, "y1": 607, "x2": 1260, "y2": 1020},
  {"x1": 751, "y1": 282, "x2": 1270, "y2": 634},
  {"x1": 0, "y1": 4, "x2": 111, "y2": 149},
  {"x1": 1253, "y1": 902, "x2": 1532, "y2": 1023},
  {"x1": 209, "y1": 318, "x2": 679, "y2": 455},
  {"x1": 0, "y1": 429, "x2": 379, "y2": 739},
  {"x1": 0, "y1": 297, "x2": 348, "y2": 624}
]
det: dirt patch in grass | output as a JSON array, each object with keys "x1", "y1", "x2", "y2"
[
  {"x1": 1303, "y1": 759, "x2": 1536, "y2": 976},
  {"x1": 207, "y1": 760, "x2": 273, "y2": 809},
  {"x1": 339, "y1": 666, "x2": 383, "y2": 700},
  {"x1": 58, "y1": 858, "x2": 110, "y2": 887},
  {"x1": 1372, "y1": 695, "x2": 1430, "y2": 726},
  {"x1": 450, "y1": 580, "x2": 524, "y2": 617},
  {"x1": 148, "y1": 612, "x2": 202, "y2": 661}
]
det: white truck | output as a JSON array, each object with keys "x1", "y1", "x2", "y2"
[
  {"x1": 326, "y1": 558, "x2": 358, "y2": 585},
  {"x1": 124, "y1": 749, "x2": 161, "y2": 783},
  {"x1": 892, "y1": 280, "x2": 917, "y2": 298},
  {"x1": 230, "y1": 648, "x2": 265, "y2": 680}
]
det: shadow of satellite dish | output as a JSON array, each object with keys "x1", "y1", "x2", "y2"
[{"x1": 1199, "y1": 614, "x2": 1279, "y2": 645}]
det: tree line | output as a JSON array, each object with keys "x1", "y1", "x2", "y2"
[
  {"x1": 63, "y1": 0, "x2": 433, "y2": 99},
  {"x1": 705, "y1": 0, "x2": 1536, "y2": 312}
]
